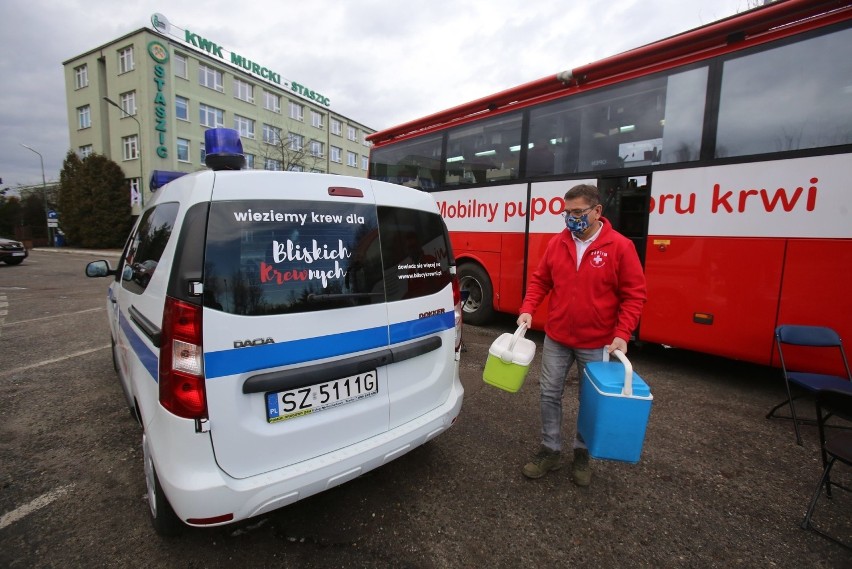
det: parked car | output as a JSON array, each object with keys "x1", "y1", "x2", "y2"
[
  {"x1": 85, "y1": 128, "x2": 464, "y2": 536},
  {"x1": 0, "y1": 237, "x2": 28, "y2": 265},
  {"x1": 130, "y1": 259, "x2": 158, "y2": 287}
]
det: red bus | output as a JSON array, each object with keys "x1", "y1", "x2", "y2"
[{"x1": 366, "y1": 0, "x2": 852, "y2": 371}]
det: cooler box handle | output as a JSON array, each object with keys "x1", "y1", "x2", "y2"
[
  {"x1": 500, "y1": 323, "x2": 528, "y2": 363},
  {"x1": 602, "y1": 348, "x2": 634, "y2": 397}
]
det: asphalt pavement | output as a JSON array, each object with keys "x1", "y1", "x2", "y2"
[{"x1": 1, "y1": 249, "x2": 850, "y2": 568}]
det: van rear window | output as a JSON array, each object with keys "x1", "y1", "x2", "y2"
[{"x1": 203, "y1": 200, "x2": 452, "y2": 315}]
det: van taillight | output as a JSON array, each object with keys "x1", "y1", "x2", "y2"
[
  {"x1": 451, "y1": 269, "x2": 463, "y2": 353},
  {"x1": 159, "y1": 297, "x2": 207, "y2": 419}
]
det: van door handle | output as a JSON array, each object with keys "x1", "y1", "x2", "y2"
[{"x1": 129, "y1": 305, "x2": 162, "y2": 347}]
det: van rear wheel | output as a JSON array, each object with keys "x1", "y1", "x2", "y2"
[
  {"x1": 458, "y1": 263, "x2": 494, "y2": 326},
  {"x1": 143, "y1": 432, "x2": 183, "y2": 536}
]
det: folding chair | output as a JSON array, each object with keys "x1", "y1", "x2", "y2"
[
  {"x1": 800, "y1": 388, "x2": 852, "y2": 550},
  {"x1": 766, "y1": 325, "x2": 852, "y2": 445}
]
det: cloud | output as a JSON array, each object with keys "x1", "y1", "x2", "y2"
[{"x1": 0, "y1": 0, "x2": 746, "y2": 189}]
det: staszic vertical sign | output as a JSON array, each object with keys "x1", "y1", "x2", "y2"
[{"x1": 147, "y1": 41, "x2": 170, "y2": 159}]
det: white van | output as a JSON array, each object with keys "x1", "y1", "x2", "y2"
[{"x1": 86, "y1": 128, "x2": 464, "y2": 535}]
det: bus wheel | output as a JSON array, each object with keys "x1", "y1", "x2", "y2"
[{"x1": 459, "y1": 263, "x2": 494, "y2": 326}]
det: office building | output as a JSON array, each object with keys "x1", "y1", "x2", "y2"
[{"x1": 63, "y1": 13, "x2": 375, "y2": 213}]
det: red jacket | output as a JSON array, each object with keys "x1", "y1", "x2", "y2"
[{"x1": 519, "y1": 218, "x2": 647, "y2": 349}]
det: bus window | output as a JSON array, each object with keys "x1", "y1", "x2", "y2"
[
  {"x1": 369, "y1": 133, "x2": 443, "y2": 190},
  {"x1": 529, "y1": 105, "x2": 580, "y2": 176},
  {"x1": 530, "y1": 76, "x2": 669, "y2": 175},
  {"x1": 445, "y1": 112, "x2": 522, "y2": 185},
  {"x1": 659, "y1": 66, "x2": 708, "y2": 164},
  {"x1": 716, "y1": 26, "x2": 852, "y2": 157}
]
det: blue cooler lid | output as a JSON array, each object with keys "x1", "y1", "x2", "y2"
[{"x1": 584, "y1": 362, "x2": 651, "y2": 397}]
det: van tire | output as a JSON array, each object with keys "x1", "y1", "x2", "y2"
[
  {"x1": 143, "y1": 433, "x2": 183, "y2": 537},
  {"x1": 458, "y1": 263, "x2": 494, "y2": 326}
]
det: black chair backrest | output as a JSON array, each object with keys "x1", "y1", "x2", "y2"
[{"x1": 776, "y1": 325, "x2": 842, "y2": 348}]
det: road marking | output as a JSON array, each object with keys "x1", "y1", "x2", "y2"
[
  {"x1": 4, "y1": 307, "x2": 104, "y2": 326},
  {"x1": 0, "y1": 484, "x2": 76, "y2": 530},
  {"x1": 0, "y1": 345, "x2": 110, "y2": 379}
]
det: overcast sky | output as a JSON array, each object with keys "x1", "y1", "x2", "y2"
[{"x1": 0, "y1": 0, "x2": 752, "y2": 191}]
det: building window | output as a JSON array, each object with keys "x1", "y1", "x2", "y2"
[
  {"x1": 200, "y1": 143, "x2": 206, "y2": 164},
  {"x1": 362, "y1": 133, "x2": 371, "y2": 146},
  {"x1": 347, "y1": 151, "x2": 357, "y2": 167},
  {"x1": 347, "y1": 126, "x2": 357, "y2": 141},
  {"x1": 118, "y1": 46, "x2": 134, "y2": 74},
  {"x1": 262, "y1": 124, "x2": 281, "y2": 144},
  {"x1": 288, "y1": 133, "x2": 303, "y2": 151},
  {"x1": 174, "y1": 53, "x2": 188, "y2": 79},
  {"x1": 310, "y1": 140, "x2": 323, "y2": 157},
  {"x1": 289, "y1": 102, "x2": 304, "y2": 121},
  {"x1": 199, "y1": 104, "x2": 224, "y2": 128},
  {"x1": 264, "y1": 90, "x2": 280, "y2": 113},
  {"x1": 175, "y1": 96, "x2": 189, "y2": 121},
  {"x1": 79, "y1": 145, "x2": 93, "y2": 158},
  {"x1": 330, "y1": 146, "x2": 342, "y2": 163},
  {"x1": 234, "y1": 79, "x2": 254, "y2": 103},
  {"x1": 288, "y1": 164, "x2": 304, "y2": 172},
  {"x1": 74, "y1": 64, "x2": 88, "y2": 89},
  {"x1": 120, "y1": 91, "x2": 137, "y2": 116},
  {"x1": 77, "y1": 105, "x2": 91, "y2": 129},
  {"x1": 311, "y1": 111, "x2": 323, "y2": 129},
  {"x1": 245, "y1": 154, "x2": 255, "y2": 169},
  {"x1": 234, "y1": 115, "x2": 255, "y2": 139},
  {"x1": 129, "y1": 178, "x2": 141, "y2": 205},
  {"x1": 264, "y1": 158, "x2": 282, "y2": 171},
  {"x1": 361, "y1": 155, "x2": 369, "y2": 170},
  {"x1": 177, "y1": 138, "x2": 190, "y2": 162},
  {"x1": 199, "y1": 64, "x2": 224, "y2": 92},
  {"x1": 331, "y1": 118, "x2": 341, "y2": 136},
  {"x1": 122, "y1": 135, "x2": 139, "y2": 160}
]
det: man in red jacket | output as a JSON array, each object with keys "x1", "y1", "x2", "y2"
[{"x1": 518, "y1": 183, "x2": 646, "y2": 486}]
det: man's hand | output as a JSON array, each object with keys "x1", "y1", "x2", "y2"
[
  {"x1": 607, "y1": 337, "x2": 628, "y2": 354},
  {"x1": 517, "y1": 313, "x2": 532, "y2": 329}
]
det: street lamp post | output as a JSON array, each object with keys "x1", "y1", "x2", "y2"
[
  {"x1": 20, "y1": 143, "x2": 54, "y2": 247},
  {"x1": 103, "y1": 96, "x2": 145, "y2": 208}
]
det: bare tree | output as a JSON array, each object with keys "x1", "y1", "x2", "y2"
[{"x1": 248, "y1": 128, "x2": 325, "y2": 172}]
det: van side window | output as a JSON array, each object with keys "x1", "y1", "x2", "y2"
[{"x1": 120, "y1": 202, "x2": 180, "y2": 294}]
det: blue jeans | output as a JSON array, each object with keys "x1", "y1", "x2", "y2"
[{"x1": 539, "y1": 335, "x2": 605, "y2": 453}]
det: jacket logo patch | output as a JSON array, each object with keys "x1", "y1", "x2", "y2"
[{"x1": 589, "y1": 250, "x2": 607, "y2": 268}]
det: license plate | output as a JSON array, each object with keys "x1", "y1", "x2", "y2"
[
  {"x1": 265, "y1": 370, "x2": 378, "y2": 423},
  {"x1": 12, "y1": 252, "x2": 24, "y2": 256}
]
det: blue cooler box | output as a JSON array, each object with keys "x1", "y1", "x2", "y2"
[{"x1": 577, "y1": 351, "x2": 652, "y2": 463}]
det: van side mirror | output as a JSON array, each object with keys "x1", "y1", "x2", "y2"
[{"x1": 86, "y1": 260, "x2": 116, "y2": 278}]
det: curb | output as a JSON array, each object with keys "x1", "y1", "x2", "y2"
[{"x1": 33, "y1": 247, "x2": 122, "y2": 258}]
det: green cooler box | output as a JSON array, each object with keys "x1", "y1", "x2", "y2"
[{"x1": 482, "y1": 325, "x2": 536, "y2": 393}]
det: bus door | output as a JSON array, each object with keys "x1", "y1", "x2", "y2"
[{"x1": 598, "y1": 175, "x2": 651, "y2": 265}]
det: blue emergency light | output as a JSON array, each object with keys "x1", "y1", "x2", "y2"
[
  {"x1": 205, "y1": 128, "x2": 246, "y2": 171},
  {"x1": 149, "y1": 170, "x2": 187, "y2": 191}
]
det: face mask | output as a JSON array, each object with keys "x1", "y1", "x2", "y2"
[{"x1": 565, "y1": 213, "x2": 590, "y2": 235}]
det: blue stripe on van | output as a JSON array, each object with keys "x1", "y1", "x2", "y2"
[
  {"x1": 390, "y1": 311, "x2": 455, "y2": 344},
  {"x1": 203, "y1": 312, "x2": 455, "y2": 379},
  {"x1": 119, "y1": 309, "x2": 159, "y2": 381}
]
